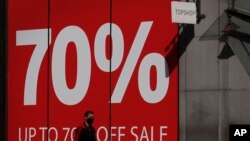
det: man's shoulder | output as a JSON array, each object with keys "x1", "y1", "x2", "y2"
[{"x1": 76, "y1": 124, "x2": 88, "y2": 131}]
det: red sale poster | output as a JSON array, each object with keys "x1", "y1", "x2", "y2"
[
  {"x1": 8, "y1": 0, "x2": 178, "y2": 140},
  {"x1": 8, "y1": 0, "x2": 49, "y2": 140},
  {"x1": 48, "y1": 0, "x2": 110, "y2": 140},
  {"x1": 111, "y1": 1, "x2": 178, "y2": 141}
]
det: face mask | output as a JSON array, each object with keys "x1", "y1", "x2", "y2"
[{"x1": 87, "y1": 118, "x2": 94, "y2": 125}]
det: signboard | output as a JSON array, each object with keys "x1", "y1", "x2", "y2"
[
  {"x1": 8, "y1": 0, "x2": 50, "y2": 140},
  {"x1": 171, "y1": 1, "x2": 197, "y2": 24},
  {"x1": 8, "y1": 0, "x2": 178, "y2": 140}
]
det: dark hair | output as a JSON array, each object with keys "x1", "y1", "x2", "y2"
[{"x1": 84, "y1": 110, "x2": 94, "y2": 117}]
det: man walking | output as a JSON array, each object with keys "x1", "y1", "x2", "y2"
[{"x1": 75, "y1": 110, "x2": 96, "y2": 141}]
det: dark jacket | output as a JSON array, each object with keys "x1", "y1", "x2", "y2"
[{"x1": 75, "y1": 123, "x2": 96, "y2": 141}]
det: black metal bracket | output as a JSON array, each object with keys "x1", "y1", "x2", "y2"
[{"x1": 226, "y1": 9, "x2": 250, "y2": 23}]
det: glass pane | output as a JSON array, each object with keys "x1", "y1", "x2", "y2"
[
  {"x1": 8, "y1": 0, "x2": 49, "y2": 140},
  {"x1": 111, "y1": 0, "x2": 179, "y2": 140},
  {"x1": 49, "y1": 0, "x2": 111, "y2": 140}
]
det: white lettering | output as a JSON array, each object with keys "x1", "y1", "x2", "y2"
[
  {"x1": 97, "y1": 126, "x2": 108, "y2": 141},
  {"x1": 39, "y1": 127, "x2": 47, "y2": 141},
  {"x1": 48, "y1": 127, "x2": 58, "y2": 141},
  {"x1": 160, "y1": 126, "x2": 168, "y2": 141},
  {"x1": 17, "y1": 21, "x2": 170, "y2": 105},
  {"x1": 16, "y1": 29, "x2": 51, "y2": 105},
  {"x1": 131, "y1": 126, "x2": 139, "y2": 141},
  {"x1": 28, "y1": 127, "x2": 36, "y2": 141},
  {"x1": 140, "y1": 127, "x2": 149, "y2": 141},
  {"x1": 234, "y1": 129, "x2": 248, "y2": 136},
  {"x1": 18, "y1": 127, "x2": 27, "y2": 141},
  {"x1": 234, "y1": 129, "x2": 241, "y2": 136}
]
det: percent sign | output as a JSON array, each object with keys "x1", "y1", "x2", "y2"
[
  {"x1": 94, "y1": 22, "x2": 169, "y2": 103},
  {"x1": 16, "y1": 21, "x2": 169, "y2": 105}
]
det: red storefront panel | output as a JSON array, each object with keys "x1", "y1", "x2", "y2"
[
  {"x1": 111, "y1": 0, "x2": 178, "y2": 140},
  {"x1": 8, "y1": 0, "x2": 49, "y2": 140},
  {"x1": 8, "y1": 0, "x2": 178, "y2": 140}
]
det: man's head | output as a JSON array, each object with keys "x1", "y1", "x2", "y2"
[{"x1": 84, "y1": 110, "x2": 94, "y2": 126}]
